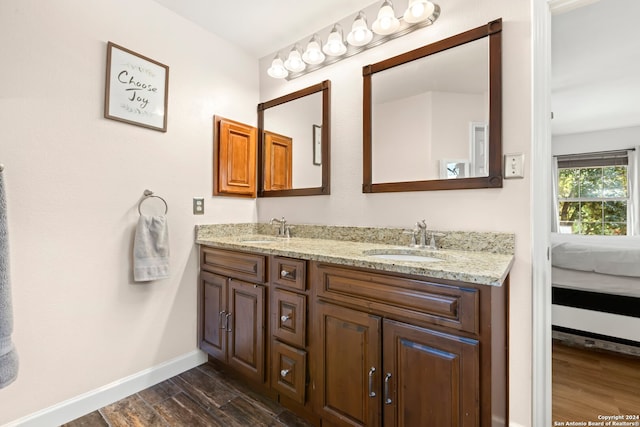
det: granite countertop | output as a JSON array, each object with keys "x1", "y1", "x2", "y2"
[{"x1": 195, "y1": 224, "x2": 514, "y2": 287}]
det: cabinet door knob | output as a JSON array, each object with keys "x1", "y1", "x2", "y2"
[
  {"x1": 280, "y1": 314, "x2": 291, "y2": 322},
  {"x1": 280, "y1": 369, "x2": 290, "y2": 378},
  {"x1": 280, "y1": 269, "x2": 295, "y2": 279},
  {"x1": 368, "y1": 367, "x2": 377, "y2": 397}
]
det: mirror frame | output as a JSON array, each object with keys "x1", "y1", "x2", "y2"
[
  {"x1": 363, "y1": 19, "x2": 502, "y2": 192},
  {"x1": 257, "y1": 80, "x2": 331, "y2": 197}
]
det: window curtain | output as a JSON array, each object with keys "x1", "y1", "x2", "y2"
[
  {"x1": 628, "y1": 147, "x2": 639, "y2": 235},
  {"x1": 551, "y1": 156, "x2": 560, "y2": 232}
]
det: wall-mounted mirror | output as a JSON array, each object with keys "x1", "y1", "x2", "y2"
[
  {"x1": 363, "y1": 19, "x2": 502, "y2": 192},
  {"x1": 258, "y1": 80, "x2": 331, "y2": 197}
]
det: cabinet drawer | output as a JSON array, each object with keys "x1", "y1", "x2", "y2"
[
  {"x1": 272, "y1": 340, "x2": 306, "y2": 405},
  {"x1": 314, "y1": 263, "x2": 479, "y2": 334},
  {"x1": 271, "y1": 256, "x2": 306, "y2": 290},
  {"x1": 201, "y1": 247, "x2": 266, "y2": 283},
  {"x1": 272, "y1": 288, "x2": 306, "y2": 348}
]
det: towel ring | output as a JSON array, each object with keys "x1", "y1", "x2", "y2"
[{"x1": 138, "y1": 189, "x2": 168, "y2": 215}]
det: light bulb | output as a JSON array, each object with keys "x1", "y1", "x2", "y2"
[
  {"x1": 284, "y1": 45, "x2": 306, "y2": 72},
  {"x1": 322, "y1": 24, "x2": 347, "y2": 56},
  {"x1": 372, "y1": 1, "x2": 400, "y2": 35},
  {"x1": 302, "y1": 35, "x2": 325, "y2": 65},
  {"x1": 403, "y1": 0, "x2": 435, "y2": 24},
  {"x1": 347, "y1": 11, "x2": 373, "y2": 47},
  {"x1": 267, "y1": 55, "x2": 288, "y2": 79}
]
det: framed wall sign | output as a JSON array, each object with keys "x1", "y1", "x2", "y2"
[
  {"x1": 104, "y1": 42, "x2": 169, "y2": 132},
  {"x1": 313, "y1": 124, "x2": 322, "y2": 165}
]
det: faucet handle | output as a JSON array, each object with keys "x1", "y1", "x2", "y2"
[
  {"x1": 403, "y1": 229, "x2": 418, "y2": 247},
  {"x1": 284, "y1": 225, "x2": 293, "y2": 238}
]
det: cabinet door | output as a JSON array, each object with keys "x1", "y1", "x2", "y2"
[
  {"x1": 201, "y1": 272, "x2": 227, "y2": 363},
  {"x1": 227, "y1": 278, "x2": 265, "y2": 382},
  {"x1": 382, "y1": 319, "x2": 479, "y2": 427},
  {"x1": 315, "y1": 301, "x2": 381, "y2": 427},
  {"x1": 264, "y1": 131, "x2": 293, "y2": 191},
  {"x1": 215, "y1": 116, "x2": 257, "y2": 197}
]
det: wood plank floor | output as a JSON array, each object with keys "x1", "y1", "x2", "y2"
[
  {"x1": 553, "y1": 340, "x2": 640, "y2": 423},
  {"x1": 62, "y1": 362, "x2": 312, "y2": 427}
]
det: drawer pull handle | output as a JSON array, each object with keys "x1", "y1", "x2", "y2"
[
  {"x1": 280, "y1": 269, "x2": 296, "y2": 279},
  {"x1": 280, "y1": 369, "x2": 290, "y2": 378},
  {"x1": 225, "y1": 312, "x2": 232, "y2": 332},
  {"x1": 218, "y1": 311, "x2": 227, "y2": 329},
  {"x1": 368, "y1": 367, "x2": 376, "y2": 397},
  {"x1": 280, "y1": 314, "x2": 291, "y2": 322},
  {"x1": 384, "y1": 373, "x2": 392, "y2": 404}
]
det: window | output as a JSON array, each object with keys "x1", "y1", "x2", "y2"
[{"x1": 556, "y1": 151, "x2": 629, "y2": 235}]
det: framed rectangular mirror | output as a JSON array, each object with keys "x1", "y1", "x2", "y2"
[
  {"x1": 363, "y1": 19, "x2": 502, "y2": 192},
  {"x1": 258, "y1": 80, "x2": 331, "y2": 197}
]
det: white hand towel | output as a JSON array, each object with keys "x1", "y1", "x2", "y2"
[
  {"x1": 0, "y1": 170, "x2": 19, "y2": 389},
  {"x1": 133, "y1": 215, "x2": 169, "y2": 282}
]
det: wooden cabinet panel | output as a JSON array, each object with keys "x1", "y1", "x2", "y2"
[
  {"x1": 382, "y1": 319, "x2": 479, "y2": 427},
  {"x1": 214, "y1": 116, "x2": 257, "y2": 197},
  {"x1": 272, "y1": 288, "x2": 306, "y2": 348},
  {"x1": 315, "y1": 301, "x2": 381, "y2": 427},
  {"x1": 228, "y1": 279, "x2": 265, "y2": 382},
  {"x1": 271, "y1": 256, "x2": 307, "y2": 291},
  {"x1": 264, "y1": 131, "x2": 293, "y2": 191},
  {"x1": 201, "y1": 271, "x2": 227, "y2": 362},
  {"x1": 201, "y1": 247, "x2": 265, "y2": 284},
  {"x1": 272, "y1": 340, "x2": 307, "y2": 404},
  {"x1": 315, "y1": 263, "x2": 479, "y2": 334}
]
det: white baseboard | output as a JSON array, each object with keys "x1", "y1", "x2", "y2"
[{"x1": 4, "y1": 350, "x2": 208, "y2": 427}]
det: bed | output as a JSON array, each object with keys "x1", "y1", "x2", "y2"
[{"x1": 551, "y1": 233, "x2": 640, "y2": 345}]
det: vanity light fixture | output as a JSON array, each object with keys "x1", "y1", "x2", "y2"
[
  {"x1": 284, "y1": 44, "x2": 306, "y2": 72},
  {"x1": 302, "y1": 34, "x2": 326, "y2": 65},
  {"x1": 347, "y1": 11, "x2": 374, "y2": 47},
  {"x1": 267, "y1": 54, "x2": 288, "y2": 79},
  {"x1": 403, "y1": 0, "x2": 436, "y2": 23},
  {"x1": 266, "y1": 0, "x2": 440, "y2": 80},
  {"x1": 372, "y1": 0, "x2": 401, "y2": 35},
  {"x1": 323, "y1": 24, "x2": 347, "y2": 57}
]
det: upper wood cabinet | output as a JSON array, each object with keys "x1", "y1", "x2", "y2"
[{"x1": 213, "y1": 116, "x2": 257, "y2": 198}]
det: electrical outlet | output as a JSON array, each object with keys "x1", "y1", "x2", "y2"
[
  {"x1": 504, "y1": 154, "x2": 525, "y2": 179},
  {"x1": 193, "y1": 197, "x2": 204, "y2": 215}
]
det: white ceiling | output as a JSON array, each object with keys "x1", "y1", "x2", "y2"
[
  {"x1": 150, "y1": 0, "x2": 640, "y2": 137},
  {"x1": 150, "y1": 0, "x2": 378, "y2": 58},
  {"x1": 551, "y1": 0, "x2": 640, "y2": 135}
]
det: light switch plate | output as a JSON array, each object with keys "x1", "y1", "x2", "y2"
[
  {"x1": 504, "y1": 153, "x2": 525, "y2": 179},
  {"x1": 193, "y1": 197, "x2": 204, "y2": 215}
]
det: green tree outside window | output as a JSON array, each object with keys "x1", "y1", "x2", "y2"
[{"x1": 557, "y1": 166, "x2": 628, "y2": 235}]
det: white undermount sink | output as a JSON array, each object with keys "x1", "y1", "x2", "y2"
[{"x1": 363, "y1": 249, "x2": 442, "y2": 263}]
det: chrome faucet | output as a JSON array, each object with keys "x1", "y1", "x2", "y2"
[
  {"x1": 270, "y1": 216, "x2": 289, "y2": 237},
  {"x1": 416, "y1": 220, "x2": 428, "y2": 247}
]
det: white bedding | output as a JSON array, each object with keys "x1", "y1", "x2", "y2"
[
  {"x1": 551, "y1": 233, "x2": 640, "y2": 278},
  {"x1": 552, "y1": 266, "x2": 640, "y2": 298}
]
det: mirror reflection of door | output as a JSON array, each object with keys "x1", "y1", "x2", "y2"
[{"x1": 264, "y1": 131, "x2": 293, "y2": 191}]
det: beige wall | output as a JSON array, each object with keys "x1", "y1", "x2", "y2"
[
  {"x1": 258, "y1": 2, "x2": 533, "y2": 426},
  {"x1": 0, "y1": 0, "x2": 259, "y2": 423}
]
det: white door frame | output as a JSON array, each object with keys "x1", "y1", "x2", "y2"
[{"x1": 531, "y1": 0, "x2": 553, "y2": 425}]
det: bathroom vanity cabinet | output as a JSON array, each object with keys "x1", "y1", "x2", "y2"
[
  {"x1": 312, "y1": 263, "x2": 506, "y2": 427},
  {"x1": 199, "y1": 247, "x2": 267, "y2": 383},
  {"x1": 198, "y1": 243, "x2": 509, "y2": 427}
]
